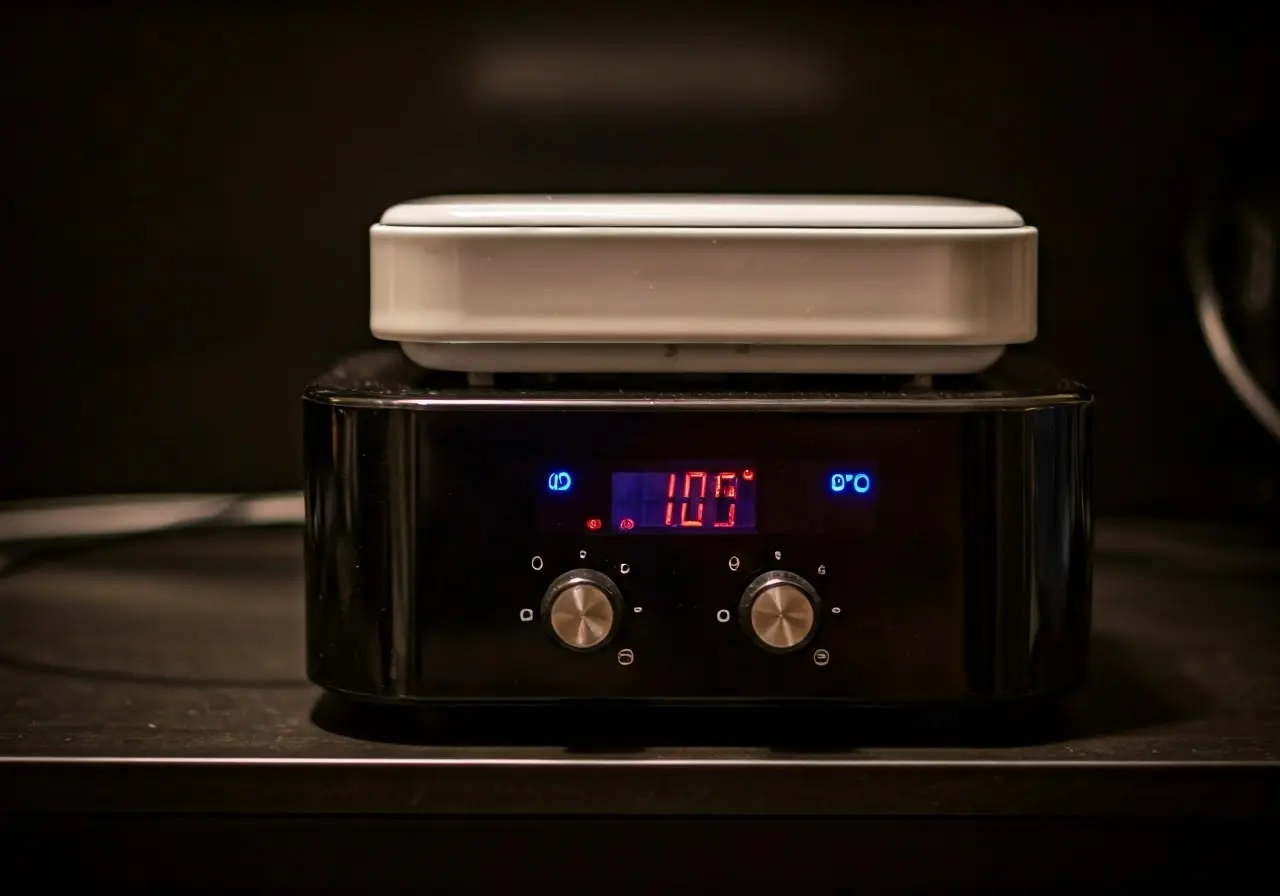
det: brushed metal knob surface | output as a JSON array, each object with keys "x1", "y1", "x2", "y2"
[
  {"x1": 549, "y1": 583, "x2": 615, "y2": 648},
  {"x1": 540, "y1": 569, "x2": 624, "y2": 652},
  {"x1": 740, "y1": 572, "x2": 821, "y2": 653}
]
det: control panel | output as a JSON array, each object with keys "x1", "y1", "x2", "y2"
[
  {"x1": 400, "y1": 409, "x2": 970, "y2": 701},
  {"x1": 536, "y1": 566, "x2": 824, "y2": 657}
]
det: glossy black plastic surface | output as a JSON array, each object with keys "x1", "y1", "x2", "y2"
[{"x1": 304, "y1": 350, "x2": 1092, "y2": 706}]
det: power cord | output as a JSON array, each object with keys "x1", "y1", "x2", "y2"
[
  {"x1": 0, "y1": 492, "x2": 305, "y2": 582},
  {"x1": 1187, "y1": 211, "x2": 1280, "y2": 444}
]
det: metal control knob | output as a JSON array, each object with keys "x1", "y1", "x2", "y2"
[
  {"x1": 540, "y1": 569, "x2": 625, "y2": 652},
  {"x1": 739, "y1": 571, "x2": 821, "y2": 653}
]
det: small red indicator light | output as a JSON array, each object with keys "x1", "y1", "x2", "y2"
[
  {"x1": 586, "y1": 518, "x2": 602, "y2": 531},
  {"x1": 742, "y1": 469, "x2": 755, "y2": 481},
  {"x1": 620, "y1": 518, "x2": 635, "y2": 530}
]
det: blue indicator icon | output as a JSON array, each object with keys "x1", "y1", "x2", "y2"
[
  {"x1": 829, "y1": 472, "x2": 871, "y2": 495},
  {"x1": 547, "y1": 471, "x2": 573, "y2": 492}
]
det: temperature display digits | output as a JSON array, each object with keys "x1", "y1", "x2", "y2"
[
  {"x1": 611, "y1": 467, "x2": 758, "y2": 534},
  {"x1": 538, "y1": 461, "x2": 874, "y2": 535}
]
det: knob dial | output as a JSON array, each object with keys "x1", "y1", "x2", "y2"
[
  {"x1": 739, "y1": 571, "x2": 821, "y2": 653},
  {"x1": 540, "y1": 569, "x2": 625, "y2": 652}
]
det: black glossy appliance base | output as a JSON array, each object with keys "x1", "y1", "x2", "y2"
[{"x1": 303, "y1": 350, "x2": 1092, "y2": 709}]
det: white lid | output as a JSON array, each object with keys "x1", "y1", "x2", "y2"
[{"x1": 379, "y1": 194, "x2": 1025, "y2": 229}]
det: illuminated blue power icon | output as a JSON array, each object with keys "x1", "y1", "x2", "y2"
[
  {"x1": 547, "y1": 471, "x2": 573, "y2": 492},
  {"x1": 830, "y1": 472, "x2": 872, "y2": 494}
]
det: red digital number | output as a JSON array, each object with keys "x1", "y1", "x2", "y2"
[
  {"x1": 680, "y1": 471, "x2": 707, "y2": 527},
  {"x1": 664, "y1": 470, "x2": 739, "y2": 529},
  {"x1": 713, "y1": 472, "x2": 738, "y2": 527},
  {"x1": 664, "y1": 471, "x2": 710, "y2": 528}
]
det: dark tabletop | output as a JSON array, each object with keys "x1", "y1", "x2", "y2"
[{"x1": 0, "y1": 521, "x2": 1277, "y2": 821}]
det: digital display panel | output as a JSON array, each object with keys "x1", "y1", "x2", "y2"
[
  {"x1": 611, "y1": 467, "x2": 758, "y2": 534},
  {"x1": 538, "y1": 460, "x2": 877, "y2": 536}
]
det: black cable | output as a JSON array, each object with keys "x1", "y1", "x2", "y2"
[{"x1": 0, "y1": 494, "x2": 303, "y2": 583}]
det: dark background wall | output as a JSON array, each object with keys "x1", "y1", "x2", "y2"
[{"x1": 6, "y1": 2, "x2": 1278, "y2": 517}]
